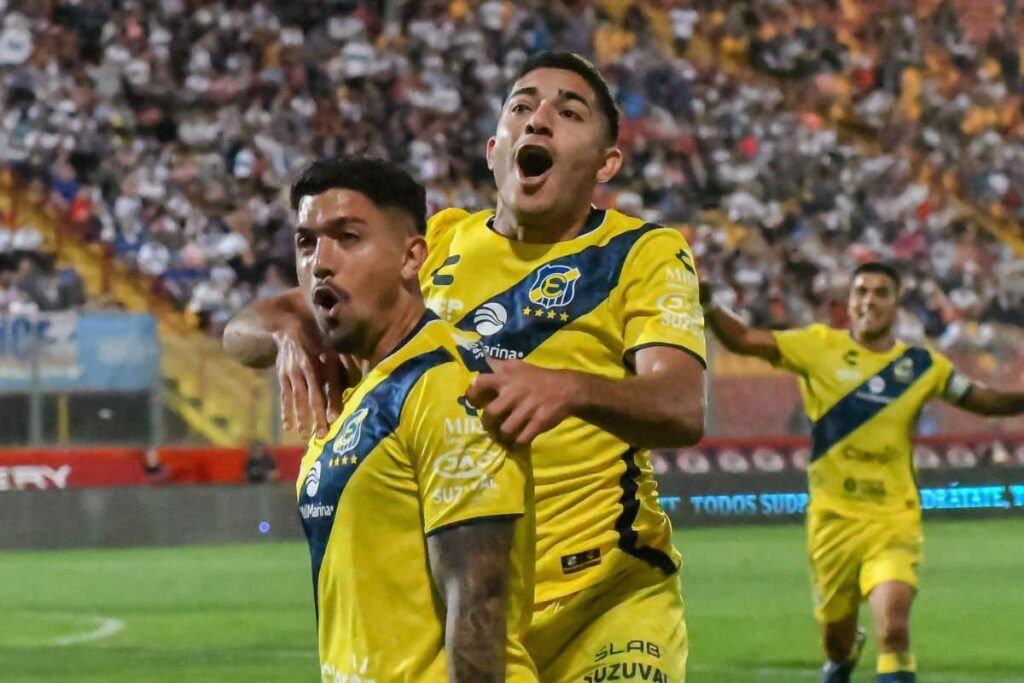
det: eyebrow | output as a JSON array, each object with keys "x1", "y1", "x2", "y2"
[
  {"x1": 507, "y1": 86, "x2": 593, "y2": 112},
  {"x1": 296, "y1": 216, "x2": 367, "y2": 232}
]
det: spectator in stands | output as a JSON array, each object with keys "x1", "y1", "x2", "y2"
[{"x1": 245, "y1": 441, "x2": 280, "y2": 484}]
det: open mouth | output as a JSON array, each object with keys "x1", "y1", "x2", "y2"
[
  {"x1": 515, "y1": 144, "x2": 554, "y2": 180},
  {"x1": 312, "y1": 285, "x2": 343, "y2": 317}
]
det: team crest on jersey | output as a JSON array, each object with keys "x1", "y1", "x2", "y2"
[
  {"x1": 893, "y1": 357, "x2": 915, "y2": 383},
  {"x1": 528, "y1": 264, "x2": 581, "y2": 309},
  {"x1": 332, "y1": 407, "x2": 369, "y2": 456}
]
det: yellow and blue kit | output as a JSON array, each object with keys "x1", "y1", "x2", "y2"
[
  {"x1": 773, "y1": 324, "x2": 956, "y2": 621},
  {"x1": 421, "y1": 207, "x2": 705, "y2": 680},
  {"x1": 297, "y1": 311, "x2": 536, "y2": 682}
]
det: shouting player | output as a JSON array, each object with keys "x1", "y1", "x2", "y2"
[
  {"x1": 225, "y1": 52, "x2": 706, "y2": 681},
  {"x1": 284, "y1": 156, "x2": 536, "y2": 682},
  {"x1": 703, "y1": 261, "x2": 1024, "y2": 683}
]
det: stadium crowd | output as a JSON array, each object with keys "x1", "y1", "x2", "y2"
[{"x1": 0, "y1": 0, "x2": 1020, "y2": 339}]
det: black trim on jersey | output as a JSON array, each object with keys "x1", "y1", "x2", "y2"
[
  {"x1": 624, "y1": 342, "x2": 708, "y2": 371},
  {"x1": 614, "y1": 448, "x2": 679, "y2": 575},
  {"x1": 425, "y1": 513, "x2": 523, "y2": 538},
  {"x1": 381, "y1": 309, "x2": 440, "y2": 361}
]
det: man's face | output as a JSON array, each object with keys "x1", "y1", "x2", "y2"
[
  {"x1": 294, "y1": 189, "x2": 419, "y2": 353},
  {"x1": 487, "y1": 68, "x2": 621, "y2": 220},
  {"x1": 848, "y1": 272, "x2": 900, "y2": 341}
]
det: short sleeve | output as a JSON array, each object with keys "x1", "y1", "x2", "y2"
[
  {"x1": 618, "y1": 228, "x2": 707, "y2": 365},
  {"x1": 928, "y1": 349, "x2": 956, "y2": 400},
  {"x1": 772, "y1": 324, "x2": 829, "y2": 374},
  {"x1": 401, "y1": 361, "x2": 529, "y2": 536}
]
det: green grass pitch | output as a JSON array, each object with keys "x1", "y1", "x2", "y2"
[{"x1": 0, "y1": 519, "x2": 1020, "y2": 682}]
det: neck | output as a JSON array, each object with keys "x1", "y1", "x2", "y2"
[
  {"x1": 492, "y1": 198, "x2": 594, "y2": 243},
  {"x1": 851, "y1": 327, "x2": 896, "y2": 353},
  {"x1": 361, "y1": 297, "x2": 427, "y2": 368}
]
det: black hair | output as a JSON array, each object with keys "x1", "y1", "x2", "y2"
[
  {"x1": 853, "y1": 261, "x2": 902, "y2": 290},
  {"x1": 289, "y1": 156, "x2": 427, "y2": 235},
  {"x1": 513, "y1": 51, "x2": 620, "y2": 144}
]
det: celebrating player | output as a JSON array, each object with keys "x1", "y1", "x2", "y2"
[
  {"x1": 703, "y1": 261, "x2": 1024, "y2": 683},
  {"x1": 284, "y1": 156, "x2": 536, "y2": 683},
  {"x1": 225, "y1": 52, "x2": 706, "y2": 681}
]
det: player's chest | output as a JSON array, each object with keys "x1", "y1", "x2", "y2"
[
  {"x1": 421, "y1": 240, "x2": 626, "y2": 364},
  {"x1": 809, "y1": 347, "x2": 932, "y2": 414},
  {"x1": 297, "y1": 398, "x2": 412, "y2": 520}
]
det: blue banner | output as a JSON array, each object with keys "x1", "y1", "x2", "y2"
[{"x1": 0, "y1": 313, "x2": 159, "y2": 392}]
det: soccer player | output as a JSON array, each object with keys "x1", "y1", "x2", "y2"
[
  {"x1": 703, "y1": 261, "x2": 1024, "y2": 683},
  {"x1": 225, "y1": 52, "x2": 706, "y2": 681},
  {"x1": 283, "y1": 156, "x2": 537, "y2": 683}
]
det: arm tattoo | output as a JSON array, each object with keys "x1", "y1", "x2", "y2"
[{"x1": 427, "y1": 518, "x2": 516, "y2": 683}]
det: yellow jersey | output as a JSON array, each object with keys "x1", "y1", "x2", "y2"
[
  {"x1": 297, "y1": 311, "x2": 536, "y2": 682},
  {"x1": 773, "y1": 324, "x2": 955, "y2": 517},
  {"x1": 420, "y1": 207, "x2": 706, "y2": 602}
]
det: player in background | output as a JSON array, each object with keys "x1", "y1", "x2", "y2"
[
  {"x1": 225, "y1": 52, "x2": 706, "y2": 682},
  {"x1": 285, "y1": 156, "x2": 536, "y2": 683},
  {"x1": 703, "y1": 261, "x2": 1024, "y2": 683}
]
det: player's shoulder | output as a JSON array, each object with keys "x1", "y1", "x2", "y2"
[
  {"x1": 407, "y1": 317, "x2": 489, "y2": 386},
  {"x1": 426, "y1": 208, "x2": 491, "y2": 243},
  {"x1": 600, "y1": 209, "x2": 695, "y2": 268},
  {"x1": 777, "y1": 323, "x2": 842, "y2": 346}
]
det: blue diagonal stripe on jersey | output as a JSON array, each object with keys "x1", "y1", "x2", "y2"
[
  {"x1": 810, "y1": 347, "x2": 933, "y2": 462},
  {"x1": 454, "y1": 223, "x2": 663, "y2": 354},
  {"x1": 298, "y1": 345, "x2": 454, "y2": 617}
]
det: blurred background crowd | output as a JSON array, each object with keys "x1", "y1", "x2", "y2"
[{"x1": 1, "y1": 0, "x2": 1021, "y2": 352}]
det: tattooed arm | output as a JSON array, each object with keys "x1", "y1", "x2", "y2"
[{"x1": 427, "y1": 518, "x2": 516, "y2": 683}]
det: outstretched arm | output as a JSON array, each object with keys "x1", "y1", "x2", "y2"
[
  {"x1": 950, "y1": 380, "x2": 1024, "y2": 417},
  {"x1": 703, "y1": 299, "x2": 782, "y2": 364},
  {"x1": 222, "y1": 288, "x2": 350, "y2": 437},
  {"x1": 427, "y1": 519, "x2": 516, "y2": 683}
]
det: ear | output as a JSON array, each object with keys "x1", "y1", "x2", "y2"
[
  {"x1": 595, "y1": 146, "x2": 623, "y2": 184},
  {"x1": 402, "y1": 235, "x2": 428, "y2": 282},
  {"x1": 486, "y1": 136, "x2": 497, "y2": 171}
]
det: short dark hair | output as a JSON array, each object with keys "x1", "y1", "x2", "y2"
[
  {"x1": 513, "y1": 51, "x2": 620, "y2": 144},
  {"x1": 290, "y1": 156, "x2": 426, "y2": 235},
  {"x1": 853, "y1": 261, "x2": 902, "y2": 290}
]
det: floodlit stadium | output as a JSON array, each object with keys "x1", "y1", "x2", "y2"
[{"x1": 1, "y1": 1, "x2": 1022, "y2": 682}]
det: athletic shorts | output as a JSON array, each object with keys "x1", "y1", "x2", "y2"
[
  {"x1": 807, "y1": 508, "x2": 923, "y2": 623},
  {"x1": 524, "y1": 564, "x2": 687, "y2": 683}
]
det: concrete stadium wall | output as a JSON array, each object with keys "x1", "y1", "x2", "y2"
[{"x1": 0, "y1": 484, "x2": 305, "y2": 551}]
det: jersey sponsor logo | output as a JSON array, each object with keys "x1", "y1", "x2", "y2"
[
  {"x1": 443, "y1": 415, "x2": 485, "y2": 437},
  {"x1": 867, "y1": 376, "x2": 886, "y2": 394},
  {"x1": 473, "y1": 302, "x2": 507, "y2": 335},
  {"x1": 427, "y1": 296, "x2": 465, "y2": 321},
  {"x1": 841, "y1": 444, "x2": 898, "y2": 464},
  {"x1": 332, "y1": 408, "x2": 369, "y2": 456},
  {"x1": 835, "y1": 368, "x2": 862, "y2": 381},
  {"x1": 656, "y1": 293, "x2": 701, "y2": 333},
  {"x1": 561, "y1": 548, "x2": 601, "y2": 574},
  {"x1": 528, "y1": 264, "x2": 581, "y2": 309},
  {"x1": 480, "y1": 342, "x2": 525, "y2": 359},
  {"x1": 432, "y1": 477, "x2": 497, "y2": 505},
  {"x1": 433, "y1": 448, "x2": 500, "y2": 480},
  {"x1": 586, "y1": 641, "x2": 667, "y2": 682},
  {"x1": 298, "y1": 501, "x2": 334, "y2": 520},
  {"x1": 304, "y1": 461, "x2": 322, "y2": 497},
  {"x1": 582, "y1": 663, "x2": 670, "y2": 682}
]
